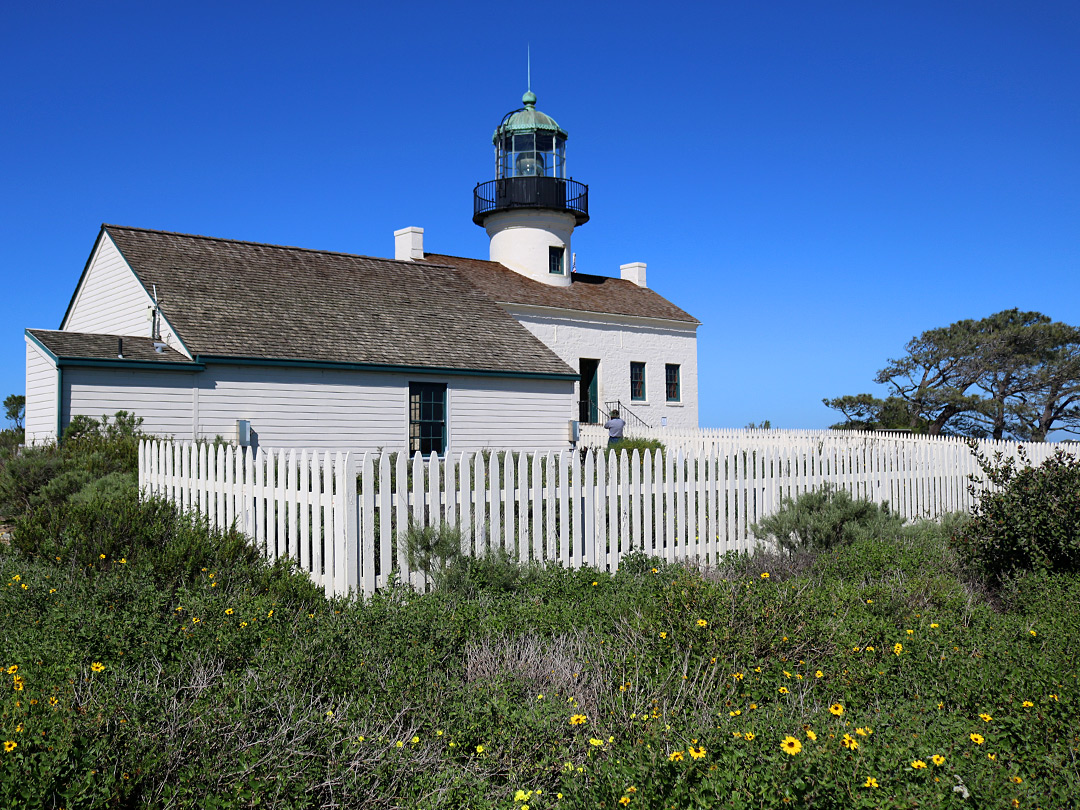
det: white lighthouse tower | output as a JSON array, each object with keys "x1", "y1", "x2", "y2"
[{"x1": 472, "y1": 91, "x2": 589, "y2": 287}]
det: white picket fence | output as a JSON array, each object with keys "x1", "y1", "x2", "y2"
[{"x1": 138, "y1": 434, "x2": 1074, "y2": 598}]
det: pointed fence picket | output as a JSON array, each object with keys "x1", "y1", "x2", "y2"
[{"x1": 139, "y1": 434, "x2": 1076, "y2": 598}]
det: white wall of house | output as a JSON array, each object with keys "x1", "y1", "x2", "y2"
[
  {"x1": 63, "y1": 367, "x2": 198, "y2": 439},
  {"x1": 25, "y1": 338, "x2": 58, "y2": 445},
  {"x1": 506, "y1": 305, "x2": 699, "y2": 430},
  {"x1": 56, "y1": 362, "x2": 575, "y2": 453},
  {"x1": 61, "y1": 232, "x2": 184, "y2": 352}
]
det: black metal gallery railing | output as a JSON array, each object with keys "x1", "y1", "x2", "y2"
[{"x1": 473, "y1": 176, "x2": 589, "y2": 225}]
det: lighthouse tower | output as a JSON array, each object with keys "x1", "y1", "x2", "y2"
[{"x1": 473, "y1": 91, "x2": 589, "y2": 287}]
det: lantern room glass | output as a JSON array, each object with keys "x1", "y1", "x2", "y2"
[{"x1": 497, "y1": 133, "x2": 566, "y2": 179}]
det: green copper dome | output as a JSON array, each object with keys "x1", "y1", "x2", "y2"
[{"x1": 492, "y1": 91, "x2": 568, "y2": 143}]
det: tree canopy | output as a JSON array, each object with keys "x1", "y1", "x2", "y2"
[{"x1": 825, "y1": 310, "x2": 1080, "y2": 440}]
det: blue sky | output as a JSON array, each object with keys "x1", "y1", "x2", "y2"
[{"x1": 3, "y1": 1, "x2": 1078, "y2": 431}]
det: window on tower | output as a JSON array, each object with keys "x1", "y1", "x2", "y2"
[{"x1": 549, "y1": 246, "x2": 565, "y2": 275}]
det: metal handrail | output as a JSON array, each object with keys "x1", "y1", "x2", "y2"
[
  {"x1": 604, "y1": 400, "x2": 651, "y2": 430},
  {"x1": 473, "y1": 176, "x2": 589, "y2": 225}
]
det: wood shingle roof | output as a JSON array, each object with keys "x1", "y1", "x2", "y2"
[{"x1": 102, "y1": 226, "x2": 576, "y2": 378}]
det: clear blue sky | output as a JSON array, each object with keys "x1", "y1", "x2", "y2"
[{"x1": 3, "y1": 1, "x2": 1078, "y2": 431}]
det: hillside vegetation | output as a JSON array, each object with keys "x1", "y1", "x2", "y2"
[{"x1": 2, "y1": 419, "x2": 1079, "y2": 809}]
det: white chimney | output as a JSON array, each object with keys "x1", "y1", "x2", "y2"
[
  {"x1": 620, "y1": 262, "x2": 647, "y2": 287},
  {"x1": 394, "y1": 226, "x2": 424, "y2": 261}
]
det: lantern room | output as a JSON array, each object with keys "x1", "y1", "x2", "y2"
[{"x1": 495, "y1": 91, "x2": 567, "y2": 179}]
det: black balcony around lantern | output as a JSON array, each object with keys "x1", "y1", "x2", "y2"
[{"x1": 473, "y1": 176, "x2": 589, "y2": 226}]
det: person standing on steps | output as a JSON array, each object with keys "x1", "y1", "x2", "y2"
[{"x1": 605, "y1": 410, "x2": 626, "y2": 447}]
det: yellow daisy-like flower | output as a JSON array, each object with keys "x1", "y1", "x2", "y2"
[
  {"x1": 475, "y1": 745, "x2": 485, "y2": 754},
  {"x1": 778, "y1": 687, "x2": 789, "y2": 694},
  {"x1": 11, "y1": 575, "x2": 19, "y2": 582},
  {"x1": 5, "y1": 665, "x2": 16, "y2": 675},
  {"x1": 930, "y1": 623, "x2": 939, "y2": 628},
  {"x1": 651, "y1": 567, "x2": 658, "y2": 573},
  {"x1": 1010, "y1": 776, "x2": 1022, "y2": 784},
  {"x1": 988, "y1": 753, "x2": 997, "y2": 760},
  {"x1": 90, "y1": 662, "x2": 105, "y2": 673},
  {"x1": 1029, "y1": 630, "x2": 1036, "y2": 637},
  {"x1": 829, "y1": 703, "x2": 844, "y2": 716},
  {"x1": 668, "y1": 750, "x2": 684, "y2": 762},
  {"x1": 569, "y1": 714, "x2": 587, "y2": 725},
  {"x1": 979, "y1": 713, "x2": 992, "y2": 722},
  {"x1": 99, "y1": 554, "x2": 106, "y2": 560},
  {"x1": 49, "y1": 696, "x2": 59, "y2": 706},
  {"x1": 619, "y1": 798, "x2": 631, "y2": 807},
  {"x1": 970, "y1": 733, "x2": 985, "y2": 745},
  {"x1": 911, "y1": 760, "x2": 927, "y2": 769},
  {"x1": 894, "y1": 643, "x2": 903, "y2": 655},
  {"x1": 855, "y1": 727, "x2": 871, "y2": 737},
  {"x1": 781, "y1": 736, "x2": 802, "y2": 755},
  {"x1": 806, "y1": 729, "x2": 817, "y2": 741},
  {"x1": 3, "y1": 741, "x2": 16, "y2": 752},
  {"x1": 932, "y1": 754, "x2": 945, "y2": 766},
  {"x1": 659, "y1": 632, "x2": 667, "y2": 639},
  {"x1": 589, "y1": 738, "x2": 604, "y2": 747},
  {"x1": 697, "y1": 619, "x2": 708, "y2": 628},
  {"x1": 815, "y1": 670, "x2": 823, "y2": 678},
  {"x1": 749, "y1": 703, "x2": 757, "y2": 710},
  {"x1": 411, "y1": 736, "x2": 419, "y2": 744},
  {"x1": 1022, "y1": 700, "x2": 1034, "y2": 707},
  {"x1": 395, "y1": 740, "x2": 404, "y2": 748},
  {"x1": 743, "y1": 732, "x2": 755, "y2": 741},
  {"x1": 240, "y1": 621, "x2": 248, "y2": 628},
  {"x1": 841, "y1": 734, "x2": 858, "y2": 750},
  {"x1": 689, "y1": 745, "x2": 706, "y2": 759},
  {"x1": 863, "y1": 777, "x2": 879, "y2": 788},
  {"x1": 729, "y1": 710, "x2": 741, "y2": 717},
  {"x1": 760, "y1": 572, "x2": 770, "y2": 579}
]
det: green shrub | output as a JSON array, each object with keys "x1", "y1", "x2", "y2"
[
  {"x1": 752, "y1": 483, "x2": 904, "y2": 553},
  {"x1": 952, "y1": 447, "x2": 1080, "y2": 584}
]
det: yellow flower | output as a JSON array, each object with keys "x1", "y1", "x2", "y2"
[
  {"x1": 729, "y1": 710, "x2": 741, "y2": 716},
  {"x1": 865, "y1": 646, "x2": 875, "y2": 652},
  {"x1": 778, "y1": 687, "x2": 789, "y2": 694},
  {"x1": 806, "y1": 729, "x2": 817, "y2": 741},
  {"x1": 592, "y1": 581, "x2": 598, "y2": 586},
  {"x1": 192, "y1": 617, "x2": 200, "y2": 624},
  {"x1": 3, "y1": 741, "x2": 16, "y2": 752},
  {"x1": 619, "y1": 799, "x2": 630, "y2": 807},
  {"x1": 906, "y1": 629, "x2": 914, "y2": 635},
  {"x1": 760, "y1": 572, "x2": 770, "y2": 579},
  {"x1": 240, "y1": 621, "x2": 248, "y2": 628},
  {"x1": 11, "y1": 575, "x2": 19, "y2": 582},
  {"x1": 866, "y1": 599, "x2": 872, "y2": 604},
  {"x1": 749, "y1": 703, "x2": 757, "y2": 710},
  {"x1": 697, "y1": 619, "x2": 708, "y2": 628},
  {"x1": 589, "y1": 738, "x2": 604, "y2": 747},
  {"x1": 841, "y1": 734, "x2": 858, "y2": 750},
  {"x1": 49, "y1": 697, "x2": 59, "y2": 706},
  {"x1": 1030, "y1": 630, "x2": 1036, "y2": 637},
  {"x1": 911, "y1": 760, "x2": 927, "y2": 769},
  {"x1": 569, "y1": 714, "x2": 587, "y2": 725},
  {"x1": 932, "y1": 754, "x2": 945, "y2": 766},
  {"x1": 668, "y1": 750, "x2": 684, "y2": 762},
  {"x1": 688, "y1": 745, "x2": 706, "y2": 759},
  {"x1": 476, "y1": 745, "x2": 485, "y2": 754},
  {"x1": 99, "y1": 554, "x2": 106, "y2": 559},
  {"x1": 783, "y1": 670, "x2": 791, "y2": 678},
  {"x1": 863, "y1": 777, "x2": 879, "y2": 788},
  {"x1": 119, "y1": 558, "x2": 127, "y2": 564},
  {"x1": 970, "y1": 733, "x2": 985, "y2": 745},
  {"x1": 743, "y1": 732, "x2": 755, "y2": 741},
  {"x1": 11, "y1": 675, "x2": 22, "y2": 689},
  {"x1": 815, "y1": 670, "x2": 823, "y2": 678},
  {"x1": 90, "y1": 662, "x2": 105, "y2": 673},
  {"x1": 411, "y1": 736, "x2": 419, "y2": 744},
  {"x1": 659, "y1": 632, "x2": 667, "y2": 639},
  {"x1": 930, "y1": 623, "x2": 939, "y2": 628},
  {"x1": 894, "y1": 643, "x2": 903, "y2": 655},
  {"x1": 781, "y1": 736, "x2": 802, "y2": 755},
  {"x1": 979, "y1": 713, "x2": 992, "y2": 722},
  {"x1": 267, "y1": 610, "x2": 274, "y2": 617},
  {"x1": 1010, "y1": 776, "x2": 1022, "y2": 784},
  {"x1": 829, "y1": 703, "x2": 844, "y2": 716},
  {"x1": 395, "y1": 740, "x2": 404, "y2": 748},
  {"x1": 1022, "y1": 700, "x2": 1034, "y2": 707},
  {"x1": 988, "y1": 753, "x2": 996, "y2": 760},
  {"x1": 225, "y1": 608, "x2": 234, "y2": 615},
  {"x1": 5, "y1": 665, "x2": 16, "y2": 675},
  {"x1": 651, "y1": 567, "x2": 658, "y2": 573}
]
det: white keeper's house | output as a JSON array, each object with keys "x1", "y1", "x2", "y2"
[{"x1": 25, "y1": 90, "x2": 700, "y2": 453}]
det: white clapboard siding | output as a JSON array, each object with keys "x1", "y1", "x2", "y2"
[
  {"x1": 62, "y1": 232, "x2": 181, "y2": 346},
  {"x1": 64, "y1": 367, "x2": 196, "y2": 441},
  {"x1": 24, "y1": 337, "x2": 59, "y2": 445},
  {"x1": 140, "y1": 436, "x2": 1078, "y2": 598}
]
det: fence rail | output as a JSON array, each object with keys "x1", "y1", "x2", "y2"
[{"x1": 138, "y1": 434, "x2": 1075, "y2": 598}]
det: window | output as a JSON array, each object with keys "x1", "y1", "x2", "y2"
[
  {"x1": 630, "y1": 362, "x2": 646, "y2": 401},
  {"x1": 409, "y1": 382, "x2": 447, "y2": 455},
  {"x1": 549, "y1": 245, "x2": 565, "y2": 275},
  {"x1": 666, "y1": 364, "x2": 681, "y2": 402}
]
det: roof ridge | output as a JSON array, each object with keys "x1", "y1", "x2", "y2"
[{"x1": 103, "y1": 224, "x2": 459, "y2": 269}]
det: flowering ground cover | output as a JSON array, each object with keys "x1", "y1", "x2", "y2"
[{"x1": 2, "y1": 492, "x2": 1079, "y2": 808}]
